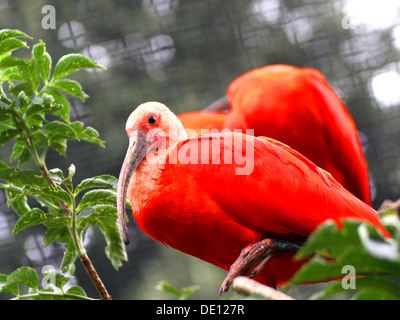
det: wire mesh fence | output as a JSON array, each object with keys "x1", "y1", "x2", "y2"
[{"x1": 1, "y1": 0, "x2": 400, "y2": 299}]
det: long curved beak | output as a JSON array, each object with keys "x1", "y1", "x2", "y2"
[
  {"x1": 117, "y1": 129, "x2": 148, "y2": 245},
  {"x1": 203, "y1": 95, "x2": 231, "y2": 113}
]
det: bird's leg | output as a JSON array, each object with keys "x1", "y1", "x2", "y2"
[
  {"x1": 378, "y1": 198, "x2": 400, "y2": 215},
  {"x1": 219, "y1": 238, "x2": 303, "y2": 295}
]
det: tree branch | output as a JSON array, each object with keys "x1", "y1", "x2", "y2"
[{"x1": 232, "y1": 276, "x2": 294, "y2": 300}]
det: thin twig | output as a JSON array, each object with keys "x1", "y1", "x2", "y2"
[
  {"x1": 81, "y1": 254, "x2": 112, "y2": 300},
  {"x1": 232, "y1": 276, "x2": 294, "y2": 300}
]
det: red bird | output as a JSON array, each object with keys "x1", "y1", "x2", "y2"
[
  {"x1": 117, "y1": 102, "x2": 388, "y2": 291},
  {"x1": 178, "y1": 65, "x2": 371, "y2": 205}
]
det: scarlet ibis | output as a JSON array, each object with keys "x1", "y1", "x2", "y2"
[
  {"x1": 178, "y1": 65, "x2": 371, "y2": 205},
  {"x1": 117, "y1": 101, "x2": 388, "y2": 292}
]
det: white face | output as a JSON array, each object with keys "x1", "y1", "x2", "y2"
[
  {"x1": 117, "y1": 101, "x2": 188, "y2": 244},
  {"x1": 125, "y1": 101, "x2": 188, "y2": 152}
]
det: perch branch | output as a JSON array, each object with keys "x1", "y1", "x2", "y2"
[{"x1": 232, "y1": 276, "x2": 294, "y2": 300}]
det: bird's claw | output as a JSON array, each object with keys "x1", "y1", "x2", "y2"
[{"x1": 219, "y1": 238, "x2": 303, "y2": 295}]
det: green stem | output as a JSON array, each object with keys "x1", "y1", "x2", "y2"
[
  {"x1": 12, "y1": 291, "x2": 95, "y2": 301},
  {"x1": 64, "y1": 184, "x2": 86, "y2": 258}
]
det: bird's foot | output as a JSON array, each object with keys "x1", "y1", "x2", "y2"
[
  {"x1": 219, "y1": 238, "x2": 303, "y2": 295},
  {"x1": 378, "y1": 198, "x2": 400, "y2": 214}
]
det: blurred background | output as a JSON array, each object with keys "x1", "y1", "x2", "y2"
[{"x1": 1, "y1": 0, "x2": 400, "y2": 299}]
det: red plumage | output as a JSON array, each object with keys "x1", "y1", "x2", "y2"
[
  {"x1": 117, "y1": 102, "x2": 387, "y2": 288},
  {"x1": 178, "y1": 65, "x2": 371, "y2": 205}
]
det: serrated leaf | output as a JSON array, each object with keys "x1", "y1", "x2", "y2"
[
  {"x1": 66, "y1": 286, "x2": 87, "y2": 297},
  {"x1": 43, "y1": 225, "x2": 70, "y2": 246},
  {"x1": 40, "y1": 89, "x2": 70, "y2": 122},
  {"x1": 312, "y1": 276, "x2": 400, "y2": 300},
  {"x1": 76, "y1": 189, "x2": 117, "y2": 212},
  {"x1": 32, "y1": 40, "x2": 51, "y2": 83},
  {"x1": 49, "y1": 136, "x2": 67, "y2": 156},
  {"x1": 60, "y1": 237, "x2": 78, "y2": 274},
  {"x1": 97, "y1": 218, "x2": 128, "y2": 270},
  {"x1": 69, "y1": 121, "x2": 104, "y2": 147},
  {"x1": 0, "y1": 128, "x2": 19, "y2": 145},
  {"x1": 352, "y1": 288, "x2": 398, "y2": 300},
  {"x1": 42, "y1": 267, "x2": 73, "y2": 290},
  {"x1": 14, "y1": 185, "x2": 73, "y2": 209},
  {"x1": 1, "y1": 66, "x2": 25, "y2": 82},
  {"x1": 289, "y1": 219, "x2": 400, "y2": 286},
  {"x1": 78, "y1": 204, "x2": 118, "y2": 221},
  {"x1": 48, "y1": 168, "x2": 64, "y2": 185},
  {"x1": 10, "y1": 169, "x2": 48, "y2": 188},
  {"x1": 0, "y1": 38, "x2": 28, "y2": 56},
  {"x1": 74, "y1": 175, "x2": 118, "y2": 195},
  {"x1": 52, "y1": 53, "x2": 105, "y2": 81},
  {"x1": 8, "y1": 82, "x2": 34, "y2": 98},
  {"x1": 0, "y1": 274, "x2": 18, "y2": 296},
  {"x1": 12, "y1": 208, "x2": 69, "y2": 234},
  {"x1": 50, "y1": 79, "x2": 88, "y2": 101},
  {"x1": 156, "y1": 281, "x2": 183, "y2": 299},
  {"x1": 4, "y1": 267, "x2": 39, "y2": 292},
  {"x1": 18, "y1": 58, "x2": 40, "y2": 94},
  {"x1": 0, "y1": 29, "x2": 31, "y2": 41},
  {"x1": 5, "y1": 187, "x2": 30, "y2": 216},
  {"x1": 0, "y1": 56, "x2": 27, "y2": 70},
  {"x1": 45, "y1": 121, "x2": 78, "y2": 140}
]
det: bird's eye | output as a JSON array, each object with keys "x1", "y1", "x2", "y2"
[{"x1": 148, "y1": 115, "x2": 157, "y2": 125}]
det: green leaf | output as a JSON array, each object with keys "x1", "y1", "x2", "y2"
[
  {"x1": 60, "y1": 237, "x2": 78, "y2": 274},
  {"x1": 50, "y1": 79, "x2": 89, "y2": 101},
  {"x1": 10, "y1": 139, "x2": 27, "y2": 163},
  {"x1": 5, "y1": 187, "x2": 31, "y2": 216},
  {"x1": 8, "y1": 82, "x2": 33, "y2": 98},
  {"x1": 18, "y1": 58, "x2": 40, "y2": 94},
  {"x1": 9, "y1": 169, "x2": 48, "y2": 188},
  {"x1": 69, "y1": 121, "x2": 105, "y2": 147},
  {"x1": 42, "y1": 268, "x2": 73, "y2": 290},
  {"x1": 0, "y1": 128, "x2": 19, "y2": 145},
  {"x1": 48, "y1": 168, "x2": 64, "y2": 185},
  {"x1": 13, "y1": 185, "x2": 73, "y2": 209},
  {"x1": 0, "y1": 38, "x2": 28, "y2": 56},
  {"x1": 0, "y1": 274, "x2": 18, "y2": 296},
  {"x1": 3, "y1": 267, "x2": 39, "y2": 292},
  {"x1": 74, "y1": 175, "x2": 118, "y2": 195},
  {"x1": 13, "y1": 208, "x2": 70, "y2": 234},
  {"x1": 155, "y1": 281, "x2": 199, "y2": 300},
  {"x1": 49, "y1": 136, "x2": 67, "y2": 156},
  {"x1": 40, "y1": 89, "x2": 70, "y2": 122},
  {"x1": 76, "y1": 189, "x2": 117, "y2": 212},
  {"x1": 289, "y1": 219, "x2": 400, "y2": 286},
  {"x1": 0, "y1": 29, "x2": 31, "y2": 42},
  {"x1": 98, "y1": 218, "x2": 128, "y2": 270},
  {"x1": 52, "y1": 53, "x2": 105, "y2": 81},
  {"x1": 66, "y1": 286, "x2": 87, "y2": 297},
  {"x1": 0, "y1": 56, "x2": 27, "y2": 70},
  {"x1": 312, "y1": 276, "x2": 400, "y2": 300},
  {"x1": 45, "y1": 121, "x2": 78, "y2": 140},
  {"x1": 352, "y1": 288, "x2": 398, "y2": 300},
  {"x1": 156, "y1": 281, "x2": 182, "y2": 299},
  {"x1": 32, "y1": 40, "x2": 52, "y2": 83}
]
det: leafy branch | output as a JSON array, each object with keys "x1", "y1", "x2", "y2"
[
  {"x1": 287, "y1": 211, "x2": 400, "y2": 300},
  {"x1": 0, "y1": 29, "x2": 128, "y2": 300}
]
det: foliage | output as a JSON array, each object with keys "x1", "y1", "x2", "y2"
[
  {"x1": 288, "y1": 211, "x2": 400, "y2": 300},
  {"x1": 0, "y1": 29, "x2": 127, "y2": 300},
  {"x1": 156, "y1": 280, "x2": 200, "y2": 300}
]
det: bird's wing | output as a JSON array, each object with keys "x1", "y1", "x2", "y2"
[{"x1": 164, "y1": 132, "x2": 386, "y2": 238}]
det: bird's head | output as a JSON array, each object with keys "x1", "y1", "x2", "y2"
[{"x1": 117, "y1": 101, "x2": 188, "y2": 244}]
